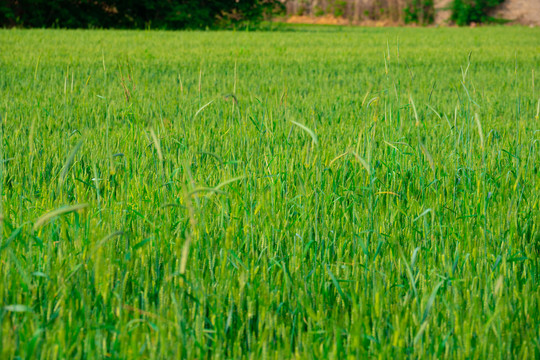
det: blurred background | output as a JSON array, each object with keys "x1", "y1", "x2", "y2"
[{"x1": 0, "y1": 0, "x2": 538, "y2": 29}]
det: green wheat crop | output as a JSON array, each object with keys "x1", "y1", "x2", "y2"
[{"x1": 0, "y1": 26, "x2": 539, "y2": 358}]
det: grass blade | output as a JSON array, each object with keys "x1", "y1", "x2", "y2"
[
  {"x1": 33, "y1": 203, "x2": 89, "y2": 231},
  {"x1": 290, "y1": 120, "x2": 318, "y2": 146}
]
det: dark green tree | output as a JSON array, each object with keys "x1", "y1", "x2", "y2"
[
  {"x1": 0, "y1": 0, "x2": 284, "y2": 29},
  {"x1": 404, "y1": 0, "x2": 435, "y2": 25},
  {"x1": 450, "y1": 0, "x2": 505, "y2": 25}
]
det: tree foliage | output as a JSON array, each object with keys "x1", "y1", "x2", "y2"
[
  {"x1": 0, "y1": 0, "x2": 284, "y2": 29},
  {"x1": 404, "y1": 0, "x2": 435, "y2": 25},
  {"x1": 450, "y1": 0, "x2": 505, "y2": 25}
]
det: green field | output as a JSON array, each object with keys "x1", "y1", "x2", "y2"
[{"x1": 1, "y1": 27, "x2": 539, "y2": 358}]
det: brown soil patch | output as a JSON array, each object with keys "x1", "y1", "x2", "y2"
[
  {"x1": 491, "y1": 0, "x2": 540, "y2": 26},
  {"x1": 286, "y1": 15, "x2": 400, "y2": 27},
  {"x1": 286, "y1": 15, "x2": 350, "y2": 25},
  {"x1": 434, "y1": 0, "x2": 453, "y2": 24}
]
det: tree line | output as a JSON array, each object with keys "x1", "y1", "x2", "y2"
[
  {"x1": 0, "y1": 0, "x2": 506, "y2": 28},
  {"x1": 0, "y1": 0, "x2": 284, "y2": 29}
]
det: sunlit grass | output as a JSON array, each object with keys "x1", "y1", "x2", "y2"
[{"x1": 0, "y1": 26, "x2": 539, "y2": 358}]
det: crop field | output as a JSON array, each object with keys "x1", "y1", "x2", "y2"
[{"x1": 0, "y1": 27, "x2": 539, "y2": 358}]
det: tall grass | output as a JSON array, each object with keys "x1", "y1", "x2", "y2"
[{"x1": 0, "y1": 26, "x2": 539, "y2": 358}]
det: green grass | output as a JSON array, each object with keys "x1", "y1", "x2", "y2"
[{"x1": 0, "y1": 26, "x2": 539, "y2": 358}]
